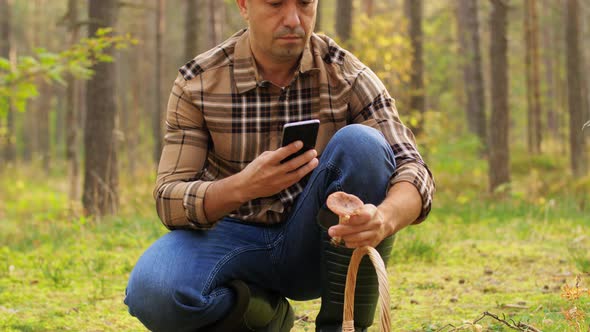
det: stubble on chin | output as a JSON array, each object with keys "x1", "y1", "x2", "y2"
[{"x1": 271, "y1": 45, "x2": 305, "y2": 64}]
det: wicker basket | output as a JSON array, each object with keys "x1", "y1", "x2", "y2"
[{"x1": 342, "y1": 246, "x2": 391, "y2": 332}]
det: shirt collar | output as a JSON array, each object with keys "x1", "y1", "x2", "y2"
[{"x1": 233, "y1": 30, "x2": 318, "y2": 94}]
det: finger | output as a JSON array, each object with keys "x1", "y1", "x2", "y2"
[
  {"x1": 272, "y1": 141, "x2": 304, "y2": 162},
  {"x1": 344, "y1": 239, "x2": 379, "y2": 249},
  {"x1": 328, "y1": 222, "x2": 373, "y2": 238},
  {"x1": 283, "y1": 149, "x2": 317, "y2": 172},
  {"x1": 339, "y1": 230, "x2": 381, "y2": 248},
  {"x1": 341, "y1": 229, "x2": 375, "y2": 245},
  {"x1": 283, "y1": 157, "x2": 319, "y2": 186},
  {"x1": 296, "y1": 157, "x2": 319, "y2": 175},
  {"x1": 345, "y1": 204, "x2": 379, "y2": 225}
]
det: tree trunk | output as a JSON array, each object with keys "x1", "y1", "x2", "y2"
[
  {"x1": 581, "y1": 2, "x2": 590, "y2": 131},
  {"x1": 0, "y1": 0, "x2": 16, "y2": 163},
  {"x1": 489, "y1": 0, "x2": 511, "y2": 193},
  {"x1": 185, "y1": 0, "x2": 200, "y2": 60},
  {"x1": 455, "y1": 0, "x2": 487, "y2": 150},
  {"x1": 35, "y1": 0, "x2": 50, "y2": 173},
  {"x1": 38, "y1": 81, "x2": 51, "y2": 172},
  {"x1": 65, "y1": 0, "x2": 81, "y2": 200},
  {"x1": 19, "y1": 1, "x2": 35, "y2": 162},
  {"x1": 542, "y1": 2, "x2": 558, "y2": 139},
  {"x1": 4, "y1": 106, "x2": 15, "y2": 164},
  {"x1": 153, "y1": 0, "x2": 165, "y2": 164},
  {"x1": 126, "y1": 10, "x2": 151, "y2": 175},
  {"x1": 208, "y1": 0, "x2": 224, "y2": 48},
  {"x1": 554, "y1": 1, "x2": 567, "y2": 153},
  {"x1": 83, "y1": 0, "x2": 119, "y2": 216},
  {"x1": 55, "y1": 86, "x2": 66, "y2": 158},
  {"x1": 404, "y1": 0, "x2": 425, "y2": 135},
  {"x1": 566, "y1": 0, "x2": 588, "y2": 177},
  {"x1": 335, "y1": 0, "x2": 352, "y2": 42},
  {"x1": 525, "y1": 0, "x2": 542, "y2": 154},
  {"x1": 23, "y1": 112, "x2": 36, "y2": 162},
  {"x1": 25, "y1": 0, "x2": 42, "y2": 164},
  {"x1": 315, "y1": 0, "x2": 321, "y2": 32},
  {"x1": 363, "y1": 0, "x2": 374, "y2": 17},
  {"x1": 129, "y1": 72, "x2": 141, "y2": 174}
]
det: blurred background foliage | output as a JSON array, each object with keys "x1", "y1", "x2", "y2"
[{"x1": 0, "y1": 0, "x2": 589, "y2": 331}]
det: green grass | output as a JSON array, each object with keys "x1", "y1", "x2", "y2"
[{"x1": 1, "y1": 141, "x2": 589, "y2": 331}]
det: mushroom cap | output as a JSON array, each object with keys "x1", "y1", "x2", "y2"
[{"x1": 326, "y1": 191, "x2": 364, "y2": 216}]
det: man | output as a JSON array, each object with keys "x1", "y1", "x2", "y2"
[{"x1": 125, "y1": 0, "x2": 435, "y2": 331}]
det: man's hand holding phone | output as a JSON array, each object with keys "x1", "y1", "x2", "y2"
[
  {"x1": 235, "y1": 120, "x2": 320, "y2": 201},
  {"x1": 280, "y1": 119, "x2": 320, "y2": 163}
]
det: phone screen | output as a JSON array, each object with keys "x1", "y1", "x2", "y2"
[{"x1": 281, "y1": 119, "x2": 320, "y2": 163}]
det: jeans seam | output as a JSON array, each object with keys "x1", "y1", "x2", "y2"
[
  {"x1": 281, "y1": 164, "x2": 330, "y2": 231},
  {"x1": 202, "y1": 245, "x2": 273, "y2": 295},
  {"x1": 208, "y1": 287, "x2": 231, "y2": 298},
  {"x1": 326, "y1": 161, "x2": 343, "y2": 192}
]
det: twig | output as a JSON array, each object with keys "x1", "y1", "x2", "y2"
[
  {"x1": 472, "y1": 312, "x2": 487, "y2": 325},
  {"x1": 430, "y1": 311, "x2": 544, "y2": 332},
  {"x1": 435, "y1": 323, "x2": 457, "y2": 332},
  {"x1": 478, "y1": 311, "x2": 543, "y2": 332}
]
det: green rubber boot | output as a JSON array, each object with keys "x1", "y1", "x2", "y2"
[
  {"x1": 244, "y1": 284, "x2": 294, "y2": 332},
  {"x1": 315, "y1": 208, "x2": 395, "y2": 332},
  {"x1": 205, "y1": 280, "x2": 294, "y2": 332}
]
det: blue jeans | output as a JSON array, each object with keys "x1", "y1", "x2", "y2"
[{"x1": 125, "y1": 124, "x2": 397, "y2": 332}]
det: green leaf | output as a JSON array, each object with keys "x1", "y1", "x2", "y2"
[
  {"x1": 0, "y1": 28, "x2": 136, "y2": 116},
  {"x1": 96, "y1": 27, "x2": 113, "y2": 37},
  {"x1": 0, "y1": 58, "x2": 10, "y2": 70},
  {"x1": 48, "y1": 70, "x2": 66, "y2": 85},
  {"x1": 14, "y1": 98, "x2": 27, "y2": 113},
  {"x1": 96, "y1": 54, "x2": 114, "y2": 63},
  {"x1": 0, "y1": 96, "x2": 8, "y2": 119}
]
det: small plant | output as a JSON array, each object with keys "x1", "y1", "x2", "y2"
[
  {"x1": 561, "y1": 276, "x2": 590, "y2": 331},
  {"x1": 40, "y1": 258, "x2": 72, "y2": 289}
]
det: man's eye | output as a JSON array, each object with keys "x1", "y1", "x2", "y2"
[{"x1": 268, "y1": 1, "x2": 282, "y2": 7}]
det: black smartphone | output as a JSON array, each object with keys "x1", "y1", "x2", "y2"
[{"x1": 281, "y1": 119, "x2": 320, "y2": 163}]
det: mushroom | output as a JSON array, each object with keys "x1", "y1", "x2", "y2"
[{"x1": 326, "y1": 191, "x2": 364, "y2": 246}]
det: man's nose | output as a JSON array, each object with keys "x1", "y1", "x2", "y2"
[{"x1": 282, "y1": 1, "x2": 301, "y2": 28}]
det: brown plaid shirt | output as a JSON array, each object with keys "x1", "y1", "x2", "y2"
[{"x1": 154, "y1": 29, "x2": 435, "y2": 230}]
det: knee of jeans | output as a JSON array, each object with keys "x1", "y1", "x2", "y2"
[
  {"x1": 327, "y1": 124, "x2": 395, "y2": 169},
  {"x1": 125, "y1": 273, "x2": 209, "y2": 332}
]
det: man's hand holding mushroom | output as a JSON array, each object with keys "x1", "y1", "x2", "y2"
[
  {"x1": 326, "y1": 192, "x2": 393, "y2": 249},
  {"x1": 326, "y1": 182, "x2": 423, "y2": 249},
  {"x1": 328, "y1": 203, "x2": 392, "y2": 249}
]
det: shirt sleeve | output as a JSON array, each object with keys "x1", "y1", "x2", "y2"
[
  {"x1": 347, "y1": 67, "x2": 435, "y2": 224},
  {"x1": 153, "y1": 74, "x2": 215, "y2": 230}
]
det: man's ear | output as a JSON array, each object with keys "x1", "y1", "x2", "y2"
[{"x1": 236, "y1": 0, "x2": 249, "y2": 20}]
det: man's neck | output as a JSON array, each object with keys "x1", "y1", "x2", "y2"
[
  {"x1": 258, "y1": 63, "x2": 299, "y2": 88},
  {"x1": 251, "y1": 49, "x2": 300, "y2": 88}
]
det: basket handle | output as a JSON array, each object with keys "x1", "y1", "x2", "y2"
[{"x1": 342, "y1": 246, "x2": 391, "y2": 332}]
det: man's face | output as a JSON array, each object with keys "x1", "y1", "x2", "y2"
[{"x1": 237, "y1": 0, "x2": 317, "y2": 64}]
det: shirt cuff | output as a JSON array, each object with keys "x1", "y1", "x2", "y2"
[
  {"x1": 388, "y1": 162, "x2": 435, "y2": 224},
  {"x1": 183, "y1": 181, "x2": 214, "y2": 229}
]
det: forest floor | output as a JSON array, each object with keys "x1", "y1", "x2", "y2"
[{"x1": 1, "y1": 144, "x2": 589, "y2": 331}]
